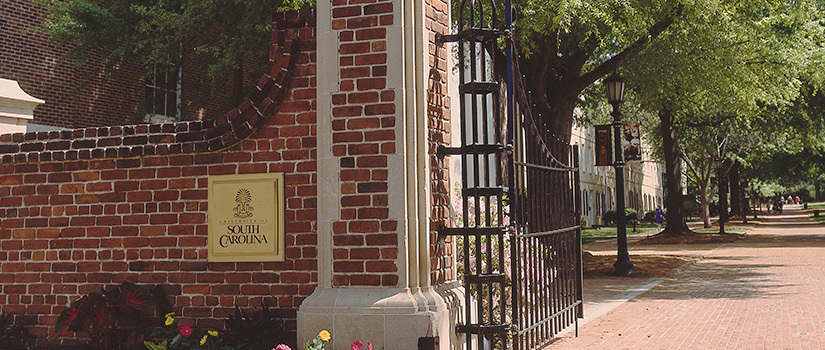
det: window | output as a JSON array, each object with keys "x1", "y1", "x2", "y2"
[{"x1": 144, "y1": 65, "x2": 180, "y2": 123}]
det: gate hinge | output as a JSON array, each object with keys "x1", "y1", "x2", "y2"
[{"x1": 418, "y1": 336, "x2": 438, "y2": 350}]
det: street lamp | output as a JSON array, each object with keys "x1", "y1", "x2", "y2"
[
  {"x1": 606, "y1": 73, "x2": 633, "y2": 275},
  {"x1": 715, "y1": 157, "x2": 726, "y2": 234},
  {"x1": 741, "y1": 178, "x2": 749, "y2": 224}
]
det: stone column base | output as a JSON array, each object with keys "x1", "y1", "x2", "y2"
[{"x1": 297, "y1": 282, "x2": 465, "y2": 349}]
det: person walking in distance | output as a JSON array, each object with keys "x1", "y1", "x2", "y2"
[{"x1": 654, "y1": 205, "x2": 664, "y2": 230}]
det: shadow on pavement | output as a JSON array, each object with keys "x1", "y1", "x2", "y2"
[{"x1": 634, "y1": 258, "x2": 796, "y2": 301}]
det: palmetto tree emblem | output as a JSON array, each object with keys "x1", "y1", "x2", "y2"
[{"x1": 234, "y1": 188, "x2": 254, "y2": 218}]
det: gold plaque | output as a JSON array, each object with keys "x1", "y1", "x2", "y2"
[{"x1": 208, "y1": 173, "x2": 285, "y2": 262}]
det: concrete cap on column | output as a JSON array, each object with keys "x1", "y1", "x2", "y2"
[{"x1": 0, "y1": 78, "x2": 45, "y2": 134}]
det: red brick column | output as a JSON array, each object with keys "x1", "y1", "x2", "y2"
[
  {"x1": 329, "y1": 0, "x2": 400, "y2": 287},
  {"x1": 297, "y1": 0, "x2": 463, "y2": 345}
]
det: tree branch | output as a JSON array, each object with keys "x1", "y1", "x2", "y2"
[
  {"x1": 575, "y1": 2, "x2": 685, "y2": 92},
  {"x1": 679, "y1": 114, "x2": 738, "y2": 128}
]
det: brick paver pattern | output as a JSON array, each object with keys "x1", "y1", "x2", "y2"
[{"x1": 553, "y1": 205, "x2": 825, "y2": 349}]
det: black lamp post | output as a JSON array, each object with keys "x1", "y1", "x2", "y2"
[
  {"x1": 715, "y1": 157, "x2": 726, "y2": 234},
  {"x1": 606, "y1": 73, "x2": 633, "y2": 275},
  {"x1": 741, "y1": 179, "x2": 749, "y2": 224}
]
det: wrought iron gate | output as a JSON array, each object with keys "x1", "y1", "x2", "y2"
[
  {"x1": 437, "y1": 0, "x2": 583, "y2": 348},
  {"x1": 507, "y1": 58, "x2": 583, "y2": 348}
]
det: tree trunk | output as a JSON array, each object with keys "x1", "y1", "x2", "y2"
[
  {"x1": 659, "y1": 108, "x2": 691, "y2": 234},
  {"x1": 699, "y1": 185, "x2": 711, "y2": 228},
  {"x1": 519, "y1": 48, "x2": 582, "y2": 143},
  {"x1": 729, "y1": 162, "x2": 741, "y2": 217},
  {"x1": 719, "y1": 165, "x2": 728, "y2": 223}
]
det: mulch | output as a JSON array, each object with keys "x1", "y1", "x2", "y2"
[
  {"x1": 582, "y1": 252, "x2": 696, "y2": 278},
  {"x1": 637, "y1": 232, "x2": 744, "y2": 245},
  {"x1": 583, "y1": 231, "x2": 747, "y2": 277}
]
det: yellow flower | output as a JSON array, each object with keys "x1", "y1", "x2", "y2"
[
  {"x1": 200, "y1": 335, "x2": 208, "y2": 346},
  {"x1": 318, "y1": 330, "x2": 331, "y2": 342},
  {"x1": 164, "y1": 315, "x2": 174, "y2": 326},
  {"x1": 165, "y1": 312, "x2": 175, "y2": 318},
  {"x1": 208, "y1": 330, "x2": 218, "y2": 337}
]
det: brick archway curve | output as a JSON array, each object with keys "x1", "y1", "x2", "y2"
[{"x1": 0, "y1": 13, "x2": 309, "y2": 163}]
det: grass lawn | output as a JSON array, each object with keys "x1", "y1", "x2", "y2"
[
  {"x1": 581, "y1": 224, "x2": 660, "y2": 243},
  {"x1": 808, "y1": 201, "x2": 825, "y2": 223},
  {"x1": 806, "y1": 201, "x2": 825, "y2": 209},
  {"x1": 692, "y1": 223, "x2": 754, "y2": 235}
]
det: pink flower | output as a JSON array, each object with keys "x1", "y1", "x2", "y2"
[
  {"x1": 177, "y1": 325, "x2": 193, "y2": 338},
  {"x1": 273, "y1": 345, "x2": 291, "y2": 350},
  {"x1": 367, "y1": 341, "x2": 373, "y2": 350},
  {"x1": 351, "y1": 340, "x2": 363, "y2": 350}
]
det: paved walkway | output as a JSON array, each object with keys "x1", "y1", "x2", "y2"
[{"x1": 553, "y1": 204, "x2": 825, "y2": 349}]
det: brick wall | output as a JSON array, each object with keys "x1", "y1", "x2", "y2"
[
  {"x1": 0, "y1": 0, "x2": 143, "y2": 128},
  {"x1": 0, "y1": 0, "x2": 261, "y2": 128},
  {"x1": 329, "y1": 0, "x2": 400, "y2": 287},
  {"x1": 426, "y1": 0, "x2": 455, "y2": 285},
  {"x1": 0, "y1": 10, "x2": 316, "y2": 346}
]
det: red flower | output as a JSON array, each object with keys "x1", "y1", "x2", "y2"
[
  {"x1": 351, "y1": 340, "x2": 363, "y2": 350},
  {"x1": 177, "y1": 324, "x2": 193, "y2": 337}
]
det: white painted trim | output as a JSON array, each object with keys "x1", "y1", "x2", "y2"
[
  {"x1": 0, "y1": 78, "x2": 45, "y2": 105},
  {"x1": 315, "y1": 0, "x2": 338, "y2": 289},
  {"x1": 0, "y1": 78, "x2": 43, "y2": 135}
]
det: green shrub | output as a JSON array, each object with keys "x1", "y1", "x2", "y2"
[
  {"x1": 0, "y1": 312, "x2": 34, "y2": 350},
  {"x1": 602, "y1": 208, "x2": 639, "y2": 226},
  {"x1": 54, "y1": 282, "x2": 163, "y2": 350}
]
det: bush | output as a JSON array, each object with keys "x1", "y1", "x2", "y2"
[
  {"x1": 602, "y1": 210, "x2": 617, "y2": 226},
  {"x1": 222, "y1": 301, "x2": 291, "y2": 350},
  {"x1": 602, "y1": 208, "x2": 639, "y2": 226},
  {"x1": 624, "y1": 208, "x2": 638, "y2": 223},
  {"x1": 54, "y1": 282, "x2": 164, "y2": 350},
  {"x1": 0, "y1": 312, "x2": 35, "y2": 350},
  {"x1": 43, "y1": 281, "x2": 294, "y2": 350}
]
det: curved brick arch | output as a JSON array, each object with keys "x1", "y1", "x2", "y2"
[{"x1": 0, "y1": 12, "x2": 310, "y2": 164}]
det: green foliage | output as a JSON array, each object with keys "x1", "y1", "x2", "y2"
[
  {"x1": 0, "y1": 313, "x2": 35, "y2": 350},
  {"x1": 222, "y1": 302, "x2": 290, "y2": 350},
  {"x1": 55, "y1": 282, "x2": 161, "y2": 350},
  {"x1": 601, "y1": 208, "x2": 639, "y2": 226},
  {"x1": 35, "y1": 0, "x2": 314, "y2": 93},
  {"x1": 145, "y1": 340, "x2": 169, "y2": 350},
  {"x1": 305, "y1": 330, "x2": 330, "y2": 350},
  {"x1": 144, "y1": 313, "x2": 232, "y2": 350}
]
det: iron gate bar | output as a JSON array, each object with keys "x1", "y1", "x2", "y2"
[
  {"x1": 517, "y1": 225, "x2": 580, "y2": 239},
  {"x1": 437, "y1": 0, "x2": 511, "y2": 348},
  {"x1": 437, "y1": 143, "x2": 504, "y2": 157},
  {"x1": 505, "y1": 27, "x2": 583, "y2": 349},
  {"x1": 513, "y1": 161, "x2": 578, "y2": 172},
  {"x1": 436, "y1": 0, "x2": 583, "y2": 347},
  {"x1": 439, "y1": 226, "x2": 507, "y2": 236}
]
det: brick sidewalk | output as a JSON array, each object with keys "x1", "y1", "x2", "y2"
[{"x1": 553, "y1": 205, "x2": 825, "y2": 349}]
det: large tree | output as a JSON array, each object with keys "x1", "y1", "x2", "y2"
[
  {"x1": 619, "y1": 1, "x2": 825, "y2": 234},
  {"x1": 510, "y1": 0, "x2": 684, "y2": 141},
  {"x1": 36, "y1": 0, "x2": 309, "y2": 98},
  {"x1": 744, "y1": 80, "x2": 825, "y2": 200}
]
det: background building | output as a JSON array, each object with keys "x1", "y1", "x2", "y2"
[
  {"x1": 0, "y1": 0, "x2": 254, "y2": 130},
  {"x1": 571, "y1": 122, "x2": 665, "y2": 227}
]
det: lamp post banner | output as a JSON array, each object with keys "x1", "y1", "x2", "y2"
[
  {"x1": 622, "y1": 122, "x2": 642, "y2": 164},
  {"x1": 595, "y1": 124, "x2": 612, "y2": 166}
]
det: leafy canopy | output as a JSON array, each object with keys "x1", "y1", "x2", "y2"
[{"x1": 36, "y1": 0, "x2": 312, "y2": 85}]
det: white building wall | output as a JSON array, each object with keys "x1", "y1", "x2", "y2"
[
  {"x1": 0, "y1": 78, "x2": 43, "y2": 134},
  {"x1": 571, "y1": 122, "x2": 665, "y2": 227}
]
